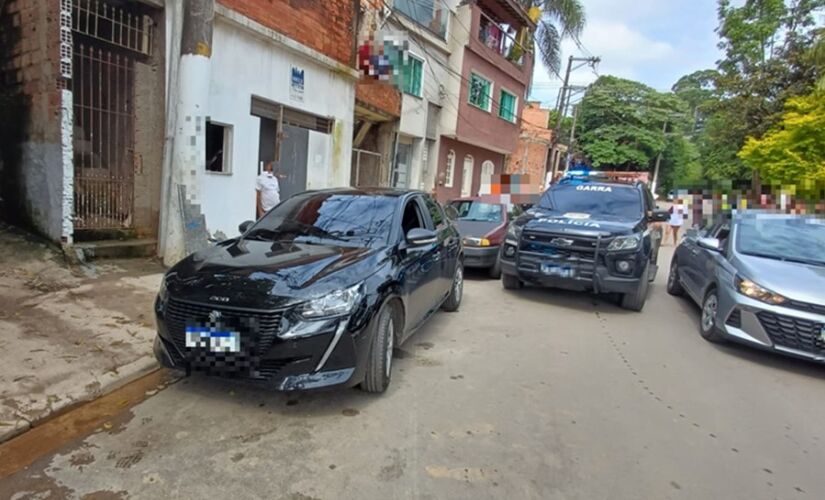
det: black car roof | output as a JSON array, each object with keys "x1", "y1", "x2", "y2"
[{"x1": 296, "y1": 187, "x2": 423, "y2": 198}]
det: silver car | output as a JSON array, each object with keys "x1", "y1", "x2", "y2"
[{"x1": 668, "y1": 211, "x2": 825, "y2": 363}]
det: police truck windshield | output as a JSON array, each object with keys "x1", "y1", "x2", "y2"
[{"x1": 539, "y1": 184, "x2": 643, "y2": 219}]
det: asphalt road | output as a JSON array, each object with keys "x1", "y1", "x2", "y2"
[{"x1": 3, "y1": 246, "x2": 825, "y2": 500}]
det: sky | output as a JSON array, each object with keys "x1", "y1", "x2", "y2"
[{"x1": 529, "y1": 0, "x2": 723, "y2": 107}]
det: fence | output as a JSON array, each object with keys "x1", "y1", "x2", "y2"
[{"x1": 351, "y1": 149, "x2": 385, "y2": 188}]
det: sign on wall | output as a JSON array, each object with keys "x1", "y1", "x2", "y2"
[{"x1": 290, "y1": 66, "x2": 305, "y2": 102}]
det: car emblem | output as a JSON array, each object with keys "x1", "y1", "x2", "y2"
[
  {"x1": 551, "y1": 238, "x2": 575, "y2": 247},
  {"x1": 210, "y1": 295, "x2": 230, "y2": 303},
  {"x1": 208, "y1": 310, "x2": 222, "y2": 323}
]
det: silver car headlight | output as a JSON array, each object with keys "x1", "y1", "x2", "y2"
[
  {"x1": 736, "y1": 275, "x2": 786, "y2": 305},
  {"x1": 298, "y1": 283, "x2": 362, "y2": 319},
  {"x1": 607, "y1": 235, "x2": 640, "y2": 252}
]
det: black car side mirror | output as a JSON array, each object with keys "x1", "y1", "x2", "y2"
[
  {"x1": 697, "y1": 237, "x2": 722, "y2": 252},
  {"x1": 238, "y1": 220, "x2": 254, "y2": 234},
  {"x1": 406, "y1": 228, "x2": 437, "y2": 246},
  {"x1": 650, "y1": 210, "x2": 669, "y2": 223}
]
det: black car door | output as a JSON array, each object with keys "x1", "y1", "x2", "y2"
[
  {"x1": 423, "y1": 195, "x2": 459, "y2": 296},
  {"x1": 397, "y1": 196, "x2": 442, "y2": 335}
]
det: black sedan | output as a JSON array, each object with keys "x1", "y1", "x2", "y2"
[
  {"x1": 447, "y1": 197, "x2": 520, "y2": 278},
  {"x1": 153, "y1": 188, "x2": 464, "y2": 393}
]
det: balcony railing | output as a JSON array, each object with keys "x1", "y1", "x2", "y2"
[{"x1": 477, "y1": 10, "x2": 530, "y2": 66}]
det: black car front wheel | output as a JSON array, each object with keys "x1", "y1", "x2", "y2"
[
  {"x1": 361, "y1": 303, "x2": 397, "y2": 393},
  {"x1": 441, "y1": 264, "x2": 463, "y2": 312}
]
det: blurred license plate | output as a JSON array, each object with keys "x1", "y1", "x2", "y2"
[
  {"x1": 541, "y1": 264, "x2": 575, "y2": 278},
  {"x1": 185, "y1": 327, "x2": 240, "y2": 353}
]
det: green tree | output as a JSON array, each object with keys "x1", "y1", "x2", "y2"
[
  {"x1": 698, "y1": 0, "x2": 824, "y2": 181},
  {"x1": 533, "y1": 0, "x2": 587, "y2": 76},
  {"x1": 671, "y1": 70, "x2": 719, "y2": 135},
  {"x1": 576, "y1": 76, "x2": 687, "y2": 170}
]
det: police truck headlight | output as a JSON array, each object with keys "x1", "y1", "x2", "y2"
[
  {"x1": 505, "y1": 222, "x2": 522, "y2": 242},
  {"x1": 607, "y1": 235, "x2": 640, "y2": 252},
  {"x1": 298, "y1": 283, "x2": 363, "y2": 319}
]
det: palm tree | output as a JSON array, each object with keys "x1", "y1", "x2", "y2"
[{"x1": 532, "y1": 0, "x2": 587, "y2": 77}]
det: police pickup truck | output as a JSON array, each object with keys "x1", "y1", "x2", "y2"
[{"x1": 499, "y1": 174, "x2": 669, "y2": 311}]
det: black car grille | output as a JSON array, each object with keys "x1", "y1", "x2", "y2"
[
  {"x1": 786, "y1": 299, "x2": 825, "y2": 316},
  {"x1": 518, "y1": 231, "x2": 601, "y2": 279},
  {"x1": 757, "y1": 311, "x2": 825, "y2": 355},
  {"x1": 165, "y1": 297, "x2": 285, "y2": 360},
  {"x1": 726, "y1": 309, "x2": 742, "y2": 328}
]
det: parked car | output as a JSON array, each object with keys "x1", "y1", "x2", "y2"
[
  {"x1": 668, "y1": 211, "x2": 825, "y2": 363},
  {"x1": 153, "y1": 188, "x2": 463, "y2": 393},
  {"x1": 447, "y1": 198, "x2": 521, "y2": 278},
  {"x1": 500, "y1": 173, "x2": 668, "y2": 311}
]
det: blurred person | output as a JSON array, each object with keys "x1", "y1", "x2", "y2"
[
  {"x1": 256, "y1": 160, "x2": 284, "y2": 219},
  {"x1": 668, "y1": 197, "x2": 687, "y2": 245}
]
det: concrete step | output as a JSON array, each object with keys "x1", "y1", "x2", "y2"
[{"x1": 74, "y1": 239, "x2": 157, "y2": 260}]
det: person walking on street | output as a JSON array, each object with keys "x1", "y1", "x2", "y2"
[
  {"x1": 256, "y1": 161, "x2": 283, "y2": 219},
  {"x1": 668, "y1": 198, "x2": 687, "y2": 245}
]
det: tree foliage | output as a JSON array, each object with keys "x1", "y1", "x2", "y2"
[
  {"x1": 738, "y1": 91, "x2": 825, "y2": 197},
  {"x1": 576, "y1": 76, "x2": 687, "y2": 170},
  {"x1": 534, "y1": 0, "x2": 586, "y2": 76}
]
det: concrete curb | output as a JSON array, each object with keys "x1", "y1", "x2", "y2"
[{"x1": 0, "y1": 357, "x2": 160, "y2": 444}]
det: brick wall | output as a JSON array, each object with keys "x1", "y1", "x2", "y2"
[
  {"x1": 506, "y1": 102, "x2": 551, "y2": 194},
  {"x1": 0, "y1": 0, "x2": 63, "y2": 230},
  {"x1": 435, "y1": 137, "x2": 505, "y2": 202},
  {"x1": 219, "y1": 0, "x2": 357, "y2": 66},
  {"x1": 355, "y1": 80, "x2": 401, "y2": 117}
]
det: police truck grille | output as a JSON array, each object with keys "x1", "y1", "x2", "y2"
[{"x1": 517, "y1": 231, "x2": 601, "y2": 279}]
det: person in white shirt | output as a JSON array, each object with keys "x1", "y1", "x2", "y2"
[
  {"x1": 256, "y1": 161, "x2": 284, "y2": 218},
  {"x1": 668, "y1": 198, "x2": 687, "y2": 245}
]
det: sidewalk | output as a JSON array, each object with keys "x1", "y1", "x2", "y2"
[{"x1": 0, "y1": 222, "x2": 164, "y2": 443}]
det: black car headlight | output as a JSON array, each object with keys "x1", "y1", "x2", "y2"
[
  {"x1": 735, "y1": 275, "x2": 786, "y2": 305},
  {"x1": 297, "y1": 283, "x2": 362, "y2": 319},
  {"x1": 607, "y1": 235, "x2": 640, "y2": 252},
  {"x1": 157, "y1": 275, "x2": 170, "y2": 303}
]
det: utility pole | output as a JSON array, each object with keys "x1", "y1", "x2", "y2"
[
  {"x1": 550, "y1": 55, "x2": 600, "y2": 179},
  {"x1": 161, "y1": 0, "x2": 214, "y2": 265},
  {"x1": 564, "y1": 104, "x2": 580, "y2": 173},
  {"x1": 651, "y1": 119, "x2": 668, "y2": 195}
]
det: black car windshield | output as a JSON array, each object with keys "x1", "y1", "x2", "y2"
[
  {"x1": 539, "y1": 184, "x2": 643, "y2": 219},
  {"x1": 247, "y1": 192, "x2": 396, "y2": 246},
  {"x1": 449, "y1": 200, "x2": 503, "y2": 223},
  {"x1": 736, "y1": 215, "x2": 825, "y2": 266}
]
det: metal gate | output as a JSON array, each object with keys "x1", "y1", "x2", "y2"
[
  {"x1": 351, "y1": 149, "x2": 384, "y2": 187},
  {"x1": 71, "y1": 0, "x2": 153, "y2": 230}
]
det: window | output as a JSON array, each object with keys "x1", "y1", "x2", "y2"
[
  {"x1": 444, "y1": 150, "x2": 455, "y2": 188},
  {"x1": 461, "y1": 155, "x2": 474, "y2": 197},
  {"x1": 469, "y1": 73, "x2": 492, "y2": 112},
  {"x1": 402, "y1": 54, "x2": 424, "y2": 97},
  {"x1": 401, "y1": 199, "x2": 425, "y2": 235},
  {"x1": 394, "y1": 0, "x2": 448, "y2": 39},
  {"x1": 205, "y1": 121, "x2": 232, "y2": 173},
  {"x1": 480, "y1": 160, "x2": 495, "y2": 194},
  {"x1": 424, "y1": 196, "x2": 445, "y2": 228},
  {"x1": 498, "y1": 89, "x2": 517, "y2": 123}
]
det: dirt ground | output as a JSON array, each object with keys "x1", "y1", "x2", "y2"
[{"x1": 0, "y1": 222, "x2": 165, "y2": 442}]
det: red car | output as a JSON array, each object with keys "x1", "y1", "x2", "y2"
[{"x1": 447, "y1": 198, "x2": 522, "y2": 278}]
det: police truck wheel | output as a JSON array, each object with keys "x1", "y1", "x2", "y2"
[
  {"x1": 502, "y1": 273, "x2": 522, "y2": 290},
  {"x1": 620, "y1": 262, "x2": 649, "y2": 312}
]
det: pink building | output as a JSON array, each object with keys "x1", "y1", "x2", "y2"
[{"x1": 434, "y1": 0, "x2": 536, "y2": 201}]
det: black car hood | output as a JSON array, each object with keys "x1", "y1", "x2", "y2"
[
  {"x1": 166, "y1": 238, "x2": 387, "y2": 308},
  {"x1": 518, "y1": 208, "x2": 641, "y2": 237}
]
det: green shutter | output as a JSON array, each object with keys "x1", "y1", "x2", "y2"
[
  {"x1": 470, "y1": 74, "x2": 491, "y2": 110},
  {"x1": 499, "y1": 91, "x2": 515, "y2": 122},
  {"x1": 413, "y1": 59, "x2": 422, "y2": 96},
  {"x1": 402, "y1": 58, "x2": 423, "y2": 96}
]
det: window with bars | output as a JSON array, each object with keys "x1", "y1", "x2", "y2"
[
  {"x1": 499, "y1": 89, "x2": 517, "y2": 123},
  {"x1": 469, "y1": 73, "x2": 492, "y2": 112}
]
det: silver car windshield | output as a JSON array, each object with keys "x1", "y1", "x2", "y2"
[{"x1": 736, "y1": 215, "x2": 825, "y2": 267}]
